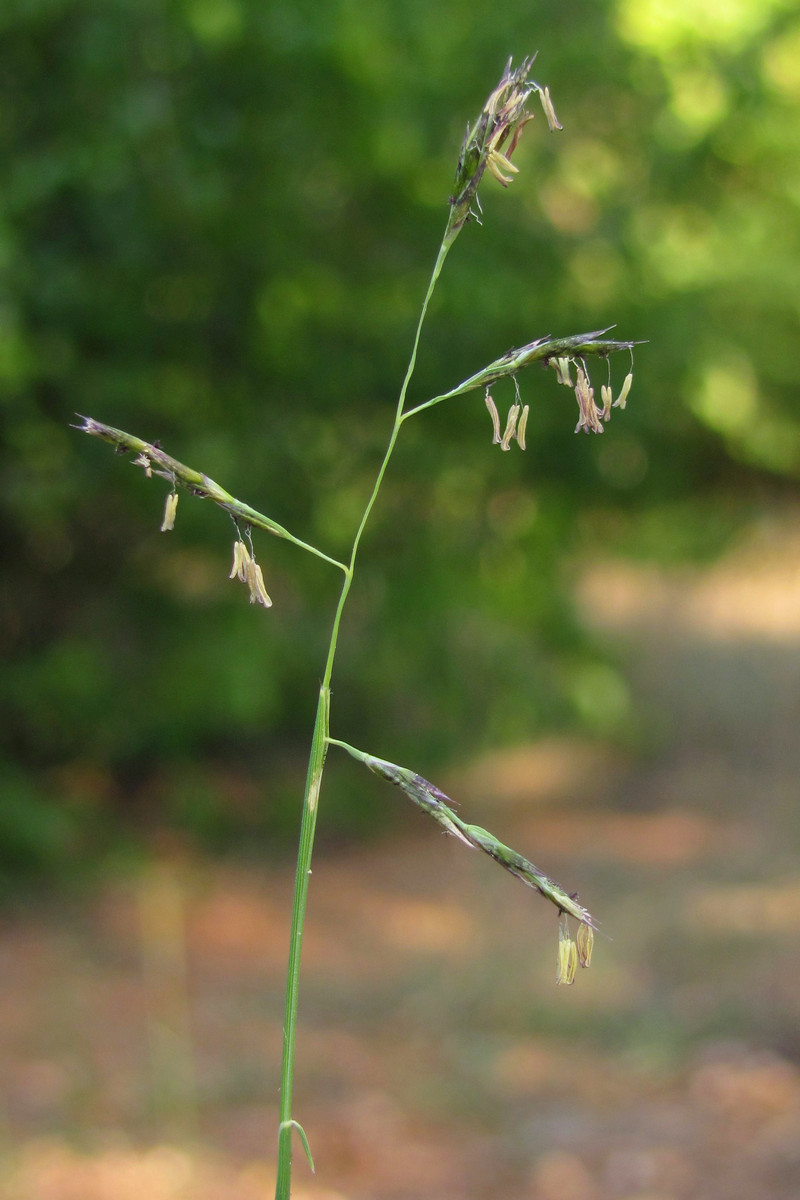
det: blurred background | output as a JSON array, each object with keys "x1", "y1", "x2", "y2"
[{"x1": 2, "y1": 0, "x2": 800, "y2": 1196}]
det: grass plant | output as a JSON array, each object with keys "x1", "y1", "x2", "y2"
[{"x1": 77, "y1": 56, "x2": 637, "y2": 1199}]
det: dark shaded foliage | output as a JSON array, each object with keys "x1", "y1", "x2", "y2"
[{"x1": 1, "y1": 0, "x2": 798, "y2": 871}]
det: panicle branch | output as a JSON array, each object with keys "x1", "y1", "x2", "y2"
[
  {"x1": 403, "y1": 329, "x2": 643, "y2": 424},
  {"x1": 328, "y1": 739, "x2": 598, "y2": 952},
  {"x1": 457, "y1": 328, "x2": 639, "y2": 392},
  {"x1": 74, "y1": 416, "x2": 348, "y2": 574},
  {"x1": 447, "y1": 56, "x2": 562, "y2": 243}
]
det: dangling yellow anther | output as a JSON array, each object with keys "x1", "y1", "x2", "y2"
[
  {"x1": 230, "y1": 539, "x2": 251, "y2": 582},
  {"x1": 576, "y1": 921, "x2": 594, "y2": 969},
  {"x1": 538, "y1": 85, "x2": 562, "y2": 132},
  {"x1": 516, "y1": 404, "x2": 529, "y2": 451},
  {"x1": 500, "y1": 402, "x2": 521, "y2": 451},
  {"x1": 556, "y1": 915, "x2": 578, "y2": 985},
  {"x1": 550, "y1": 357, "x2": 573, "y2": 387},
  {"x1": 160, "y1": 491, "x2": 179, "y2": 532},
  {"x1": 485, "y1": 392, "x2": 502, "y2": 444},
  {"x1": 600, "y1": 384, "x2": 613, "y2": 422},
  {"x1": 246, "y1": 558, "x2": 273, "y2": 608},
  {"x1": 614, "y1": 373, "x2": 633, "y2": 410}
]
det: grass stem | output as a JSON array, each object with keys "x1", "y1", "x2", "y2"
[{"x1": 273, "y1": 234, "x2": 452, "y2": 1200}]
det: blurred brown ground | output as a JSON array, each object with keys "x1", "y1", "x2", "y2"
[{"x1": 2, "y1": 515, "x2": 800, "y2": 1199}]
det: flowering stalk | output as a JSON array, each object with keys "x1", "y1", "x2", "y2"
[
  {"x1": 447, "y1": 55, "x2": 562, "y2": 244},
  {"x1": 74, "y1": 416, "x2": 348, "y2": 575},
  {"x1": 76, "y1": 58, "x2": 637, "y2": 1198},
  {"x1": 402, "y1": 328, "x2": 640, "y2": 422},
  {"x1": 327, "y1": 739, "x2": 597, "y2": 932}
]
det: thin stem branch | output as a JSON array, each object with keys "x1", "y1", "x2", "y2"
[
  {"x1": 326, "y1": 738, "x2": 597, "y2": 929},
  {"x1": 401, "y1": 329, "x2": 639, "y2": 421},
  {"x1": 75, "y1": 416, "x2": 348, "y2": 574}
]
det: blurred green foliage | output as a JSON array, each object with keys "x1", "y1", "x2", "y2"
[{"x1": 1, "y1": 0, "x2": 799, "y2": 874}]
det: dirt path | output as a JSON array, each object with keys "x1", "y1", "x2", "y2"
[{"x1": 2, "y1": 520, "x2": 800, "y2": 1199}]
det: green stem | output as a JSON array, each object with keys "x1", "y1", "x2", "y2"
[
  {"x1": 273, "y1": 235, "x2": 452, "y2": 1200},
  {"x1": 273, "y1": 683, "x2": 329, "y2": 1198}
]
